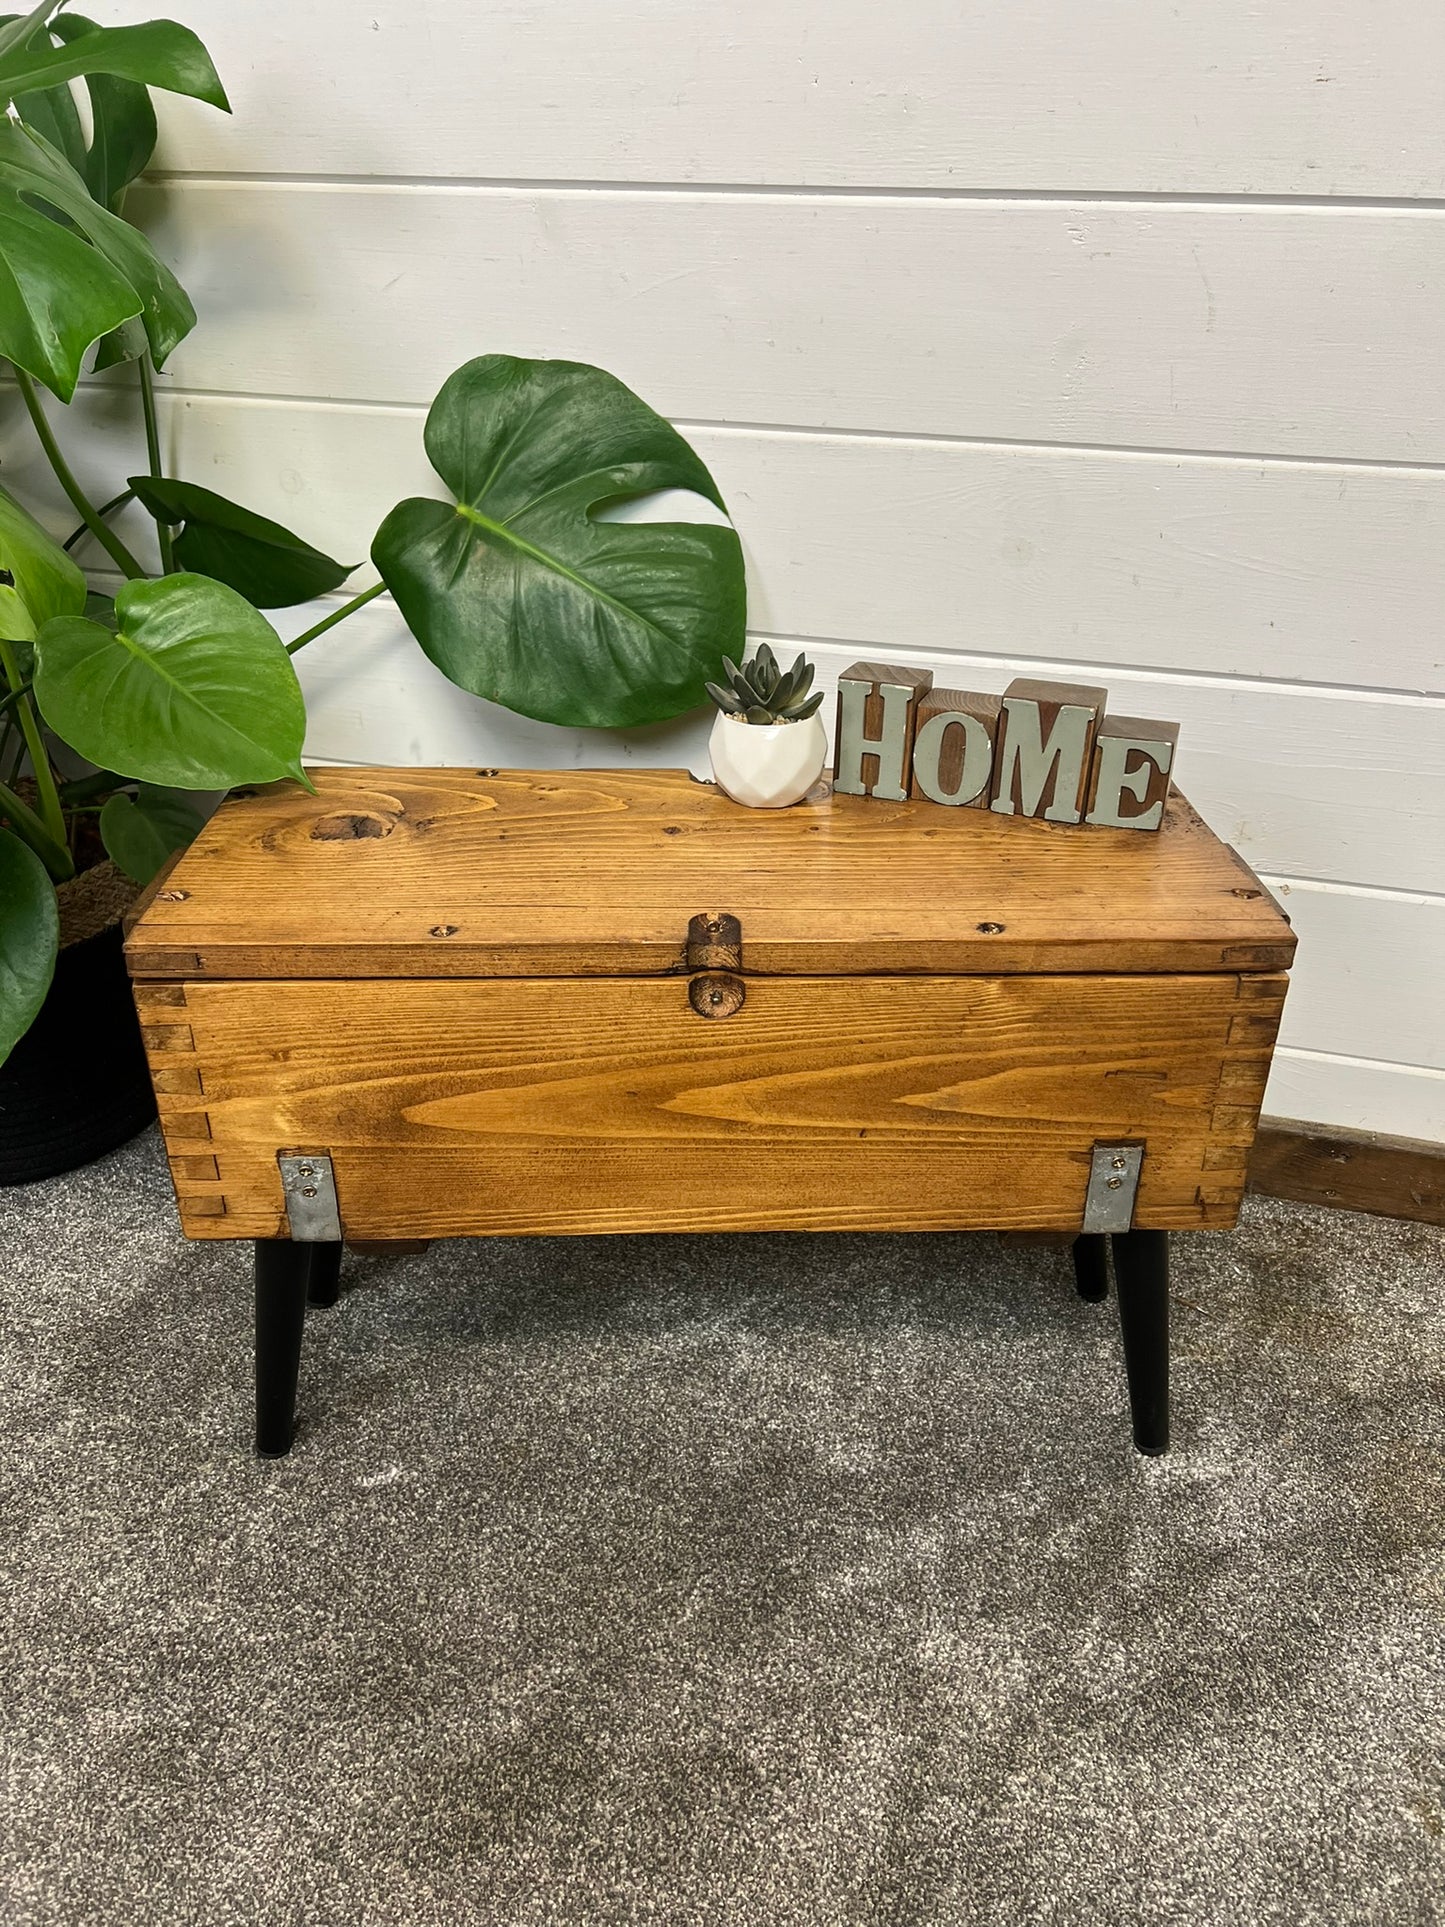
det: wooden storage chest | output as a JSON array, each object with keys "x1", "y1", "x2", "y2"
[{"x1": 126, "y1": 767, "x2": 1295, "y2": 1457}]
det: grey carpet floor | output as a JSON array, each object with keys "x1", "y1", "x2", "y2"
[{"x1": 1, "y1": 1128, "x2": 1442, "y2": 1927}]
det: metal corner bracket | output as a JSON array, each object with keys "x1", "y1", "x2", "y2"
[
  {"x1": 1082, "y1": 1143, "x2": 1144, "y2": 1234},
  {"x1": 277, "y1": 1151, "x2": 342, "y2": 1242}
]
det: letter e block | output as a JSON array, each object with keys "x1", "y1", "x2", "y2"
[
  {"x1": 1085, "y1": 715, "x2": 1179, "y2": 832},
  {"x1": 833, "y1": 661, "x2": 933, "y2": 802},
  {"x1": 909, "y1": 690, "x2": 1001, "y2": 807},
  {"x1": 990, "y1": 678, "x2": 1108, "y2": 824}
]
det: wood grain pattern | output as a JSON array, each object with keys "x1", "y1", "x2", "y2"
[
  {"x1": 1249, "y1": 1118, "x2": 1445, "y2": 1225},
  {"x1": 126, "y1": 184, "x2": 1445, "y2": 464},
  {"x1": 156, "y1": 972, "x2": 1285, "y2": 1240},
  {"x1": 108, "y1": 0, "x2": 1445, "y2": 197},
  {"x1": 125, "y1": 769, "x2": 1295, "y2": 981},
  {"x1": 131, "y1": 984, "x2": 226, "y2": 1219}
]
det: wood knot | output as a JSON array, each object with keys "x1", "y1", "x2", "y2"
[
  {"x1": 311, "y1": 811, "x2": 394, "y2": 841},
  {"x1": 689, "y1": 972, "x2": 745, "y2": 1019}
]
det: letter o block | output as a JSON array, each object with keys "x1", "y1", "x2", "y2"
[{"x1": 909, "y1": 690, "x2": 1002, "y2": 807}]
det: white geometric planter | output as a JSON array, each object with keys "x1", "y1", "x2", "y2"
[{"x1": 708, "y1": 710, "x2": 829, "y2": 809}]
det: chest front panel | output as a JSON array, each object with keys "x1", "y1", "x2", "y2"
[{"x1": 135, "y1": 970, "x2": 1285, "y2": 1241}]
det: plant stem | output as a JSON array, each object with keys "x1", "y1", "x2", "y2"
[
  {"x1": 136, "y1": 358, "x2": 175, "y2": 573},
  {"x1": 63, "y1": 487, "x2": 136, "y2": 553},
  {"x1": 0, "y1": 677, "x2": 36, "y2": 722},
  {"x1": 57, "y1": 767, "x2": 126, "y2": 805},
  {"x1": 285, "y1": 580, "x2": 386, "y2": 654},
  {"x1": 0, "y1": 636, "x2": 65, "y2": 849},
  {"x1": 0, "y1": 776, "x2": 73, "y2": 881},
  {"x1": 13, "y1": 368, "x2": 146, "y2": 581}
]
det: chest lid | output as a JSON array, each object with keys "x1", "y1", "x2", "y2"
[{"x1": 124, "y1": 767, "x2": 1294, "y2": 980}]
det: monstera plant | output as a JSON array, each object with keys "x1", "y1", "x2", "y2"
[{"x1": 0, "y1": 2, "x2": 744, "y2": 1179}]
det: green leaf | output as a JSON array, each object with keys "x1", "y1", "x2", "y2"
[
  {"x1": 0, "y1": 1, "x2": 62, "y2": 68},
  {"x1": 51, "y1": 14, "x2": 159, "y2": 210},
  {"x1": 0, "y1": 18, "x2": 229, "y2": 110},
  {"x1": 372, "y1": 355, "x2": 746, "y2": 729},
  {"x1": 9, "y1": 17, "x2": 88, "y2": 173},
  {"x1": 128, "y1": 477, "x2": 355, "y2": 608},
  {"x1": 0, "y1": 480, "x2": 87, "y2": 639},
  {"x1": 0, "y1": 824, "x2": 57, "y2": 1063},
  {"x1": 99, "y1": 782, "x2": 203, "y2": 884},
  {"x1": 0, "y1": 119, "x2": 192, "y2": 391},
  {"x1": 34, "y1": 572, "x2": 309, "y2": 789},
  {"x1": 0, "y1": 153, "x2": 139, "y2": 400}
]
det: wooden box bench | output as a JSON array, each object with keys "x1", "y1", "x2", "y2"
[{"x1": 125, "y1": 767, "x2": 1295, "y2": 1459}]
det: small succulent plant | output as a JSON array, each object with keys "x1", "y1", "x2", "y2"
[{"x1": 706, "y1": 644, "x2": 824, "y2": 724}]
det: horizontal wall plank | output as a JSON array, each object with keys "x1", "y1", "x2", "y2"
[
  {"x1": 124, "y1": 184, "x2": 1445, "y2": 464},
  {"x1": 1263, "y1": 880, "x2": 1445, "y2": 1072},
  {"x1": 274, "y1": 601, "x2": 1445, "y2": 898},
  {"x1": 12, "y1": 390, "x2": 1442, "y2": 696},
  {"x1": 78, "y1": 0, "x2": 1445, "y2": 200},
  {"x1": 1263, "y1": 1052, "x2": 1445, "y2": 1143}
]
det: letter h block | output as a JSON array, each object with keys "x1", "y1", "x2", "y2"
[{"x1": 833, "y1": 662, "x2": 934, "y2": 802}]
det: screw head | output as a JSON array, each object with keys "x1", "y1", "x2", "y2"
[
  {"x1": 1111, "y1": 1154, "x2": 1128, "y2": 1170},
  {"x1": 301, "y1": 1186, "x2": 318, "y2": 1199}
]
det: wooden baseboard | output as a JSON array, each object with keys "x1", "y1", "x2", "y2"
[{"x1": 1248, "y1": 1119, "x2": 1445, "y2": 1226}]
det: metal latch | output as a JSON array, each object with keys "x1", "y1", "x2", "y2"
[
  {"x1": 686, "y1": 911, "x2": 742, "y2": 972},
  {"x1": 1082, "y1": 1143, "x2": 1144, "y2": 1234},
  {"x1": 277, "y1": 1152, "x2": 342, "y2": 1241}
]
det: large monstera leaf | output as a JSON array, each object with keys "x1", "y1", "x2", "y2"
[
  {"x1": 34, "y1": 573, "x2": 309, "y2": 789},
  {"x1": 372, "y1": 357, "x2": 746, "y2": 729},
  {"x1": 0, "y1": 118, "x2": 195, "y2": 398}
]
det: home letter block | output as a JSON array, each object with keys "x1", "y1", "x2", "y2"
[
  {"x1": 1085, "y1": 715, "x2": 1179, "y2": 832},
  {"x1": 909, "y1": 690, "x2": 1002, "y2": 807},
  {"x1": 990, "y1": 679, "x2": 1108, "y2": 824},
  {"x1": 834, "y1": 661, "x2": 933, "y2": 802}
]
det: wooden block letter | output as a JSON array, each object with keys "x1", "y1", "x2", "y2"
[
  {"x1": 990, "y1": 678, "x2": 1108, "y2": 824},
  {"x1": 909, "y1": 690, "x2": 1001, "y2": 807},
  {"x1": 1085, "y1": 715, "x2": 1179, "y2": 832},
  {"x1": 834, "y1": 662, "x2": 933, "y2": 802}
]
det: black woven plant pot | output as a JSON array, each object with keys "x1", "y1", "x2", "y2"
[{"x1": 0, "y1": 920, "x2": 157, "y2": 1186}]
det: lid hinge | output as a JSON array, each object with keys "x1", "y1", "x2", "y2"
[
  {"x1": 277, "y1": 1151, "x2": 343, "y2": 1241},
  {"x1": 1082, "y1": 1143, "x2": 1144, "y2": 1234},
  {"x1": 686, "y1": 911, "x2": 742, "y2": 973}
]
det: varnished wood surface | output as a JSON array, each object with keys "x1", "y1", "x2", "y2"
[
  {"x1": 1249, "y1": 1119, "x2": 1445, "y2": 1226},
  {"x1": 135, "y1": 971, "x2": 1285, "y2": 1240},
  {"x1": 126, "y1": 768, "x2": 1294, "y2": 980}
]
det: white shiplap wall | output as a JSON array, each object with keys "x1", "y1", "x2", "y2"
[{"x1": 29, "y1": 0, "x2": 1445, "y2": 1139}]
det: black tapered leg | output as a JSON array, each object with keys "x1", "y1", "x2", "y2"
[
  {"x1": 1072, "y1": 1233, "x2": 1110, "y2": 1302},
  {"x1": 255, "y1": 1239, "x2": 310, "y2": 1458},
  {"x1": 1111, "y1": 1229, "x2": 1170, "y2": 1456},
  {"x1": 306, "y1": 1241, "x2": 343, "y2": 1309}
]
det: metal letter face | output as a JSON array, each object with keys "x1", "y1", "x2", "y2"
[
  {"x1": 833, "y1": 663, "x2": 932, "y2": 801},
  {"x1": 990, "y1": 697, "x2": 1098, "y2": 824},
  {"x1": 1085, "y1": 720, "x2": 1177, "y2": 832},
  {"x1": 911, "y1": 708, "x2": 995, "y2": 806}
]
